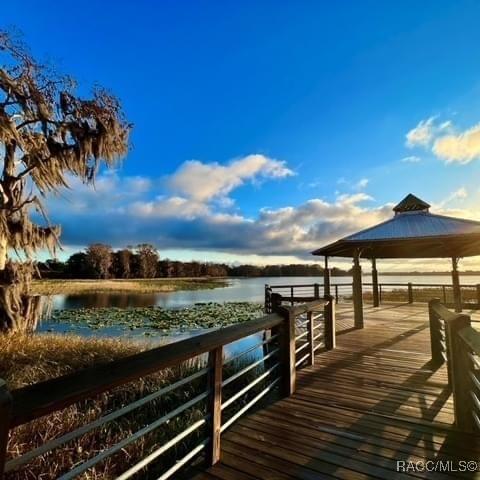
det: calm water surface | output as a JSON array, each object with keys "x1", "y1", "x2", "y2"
[
  {"x1": 49, "y1": 274, "x2": 480, "y2": 310},
  {"x1": 38, "y1": 275, "x2": 480, "y2": 355}
]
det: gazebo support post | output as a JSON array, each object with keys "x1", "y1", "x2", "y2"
[
  {"x1": 371, "y1": 257, "x2": 379, "y2": 307},
  {"x1": 352, "y1": 251, "x2": 364, "y2": 328},
  {"x1": 451, "y1": 257, "x2": 462, "y2": 313},
  {"x1": 324, "y1": 256, "x2": 331, "y2": 296}
]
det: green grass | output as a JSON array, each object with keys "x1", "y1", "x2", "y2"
[{"x1": 32, "y1": 278, "x2": 228, "y2": 295}]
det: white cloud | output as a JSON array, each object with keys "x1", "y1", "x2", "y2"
[
  {"x1": 335, "y1": 177, "x2": 369, "y2": 190},
  {"x1": 406, "y1": 116, "x2": 453, "y2": 149},
  {"x1": 128, "y1": 196, "x2": 209, "y2": 219},
  {"x1": 355, "y1": 178, "x2": 369, "y2": 189},
  {"x1": 405, "y1": 116, "x2": 480, "y2": 165},
  {"x1": 406, "y1": 117, "x2": 437, "y2": 147},
  {"x1": 433, "y1": 124, "x2": 480, "y2": 164},
  {"x1": 401, "y1": 156, "x2": 421, "y2": 163},
  {"x1": 434, "y1": 187, "x2": 468, "y2": 210},
  {"x1": 452, "y1": 187, "x2": 468, "y2": 200},
  {"x1": 168, "y1": 154, "x2": 294, "y2": 203}
]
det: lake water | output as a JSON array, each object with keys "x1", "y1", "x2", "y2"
[
  {"x1": 38, "y1": 274, "x2": 480, "y2": 357},
  {"x1": 49, "y1": 274, "x2": 480, "y2": 310}
]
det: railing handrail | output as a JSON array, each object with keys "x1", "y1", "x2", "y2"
[
  {"x1": 428, "y1": 298, "x2": 462, "y2": 323},
  {"x1": 428, "y1": 298, "x2": 480, "y2": 432},
  {"x1": 8, "y1": 311, "x2": 285, "y2": 427},
  {"x1": 267, "y1": 281, "x2": 480, "y2": 288}
]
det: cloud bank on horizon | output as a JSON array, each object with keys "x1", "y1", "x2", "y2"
[
  {"x1": 44, "y1": 147, "x2": 475, "y2": 265},
  {"x1": 45, "y1": 153, "x2": 394, "y2": 260}
]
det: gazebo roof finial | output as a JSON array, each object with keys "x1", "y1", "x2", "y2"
[
  {"x1": 393, "y1": 194, "x2": 430, "y2": 214},
  {"x1": 313, "y1": 192, "x2": 480, "y2": 258}
]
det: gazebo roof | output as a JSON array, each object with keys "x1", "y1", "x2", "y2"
[{"x1": 312, "y1": 194, "x2": 480, "y2": 259}]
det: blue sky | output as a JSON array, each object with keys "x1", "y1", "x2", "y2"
[{"x1": 4, "y1": 1, "x2": 480, "y2": 268}]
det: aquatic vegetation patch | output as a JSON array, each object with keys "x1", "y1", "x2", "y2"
[{"x1": 46, "y1": 302, "x2": 264, "y2": 335}]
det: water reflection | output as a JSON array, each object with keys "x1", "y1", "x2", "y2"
[{"x1": 53, "y1": 292, "x2": 160, "y2": 309}]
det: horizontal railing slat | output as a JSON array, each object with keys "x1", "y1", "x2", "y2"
[
  {"x1": 222, "y1": 348, "x2": 279, "y2": 387},
  {"x1": 116, "y1": 417, "x2": 208, "y2": 480},
  {"x1": 157, "y1": 438, "x2": 209, "y2": 480},
  {"x1": 57, "y1": 391, "x2": 209, "y2": 480},
  {"x1": 458, "y1": 326, "x2": 480, "y2": 356},
  {"x1": 221, "y1": 363, "x2": 279, "y2": 410},
  {"x1": 220, "y1": 377, "x2": 281, "y2": 433},
  {"x1": 5, "y1": 367, "x2": 209, "y2": 473}
]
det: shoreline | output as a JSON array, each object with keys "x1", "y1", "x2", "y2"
[{"x1": 32, "y1": 277, "x2": 229, "y2": 295}]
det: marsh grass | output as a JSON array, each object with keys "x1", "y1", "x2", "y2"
[
  {"x1": 1, "y1": 334, "x2": 274, "y2": 479},
  {"x1": 32, "y1": 278, "x2": 228, "y2": 296}
]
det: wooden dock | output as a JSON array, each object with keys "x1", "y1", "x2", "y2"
[{"x1": 192, "y1": 303, "x2": 480, "y2": 479}]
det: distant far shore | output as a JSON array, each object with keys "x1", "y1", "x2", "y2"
[
  {"x1": 32, "y1": 272, "x2": 480, "y2": 296},
  {"x1": 32, "y1": 278, "x2": 228, "y2": 295}
]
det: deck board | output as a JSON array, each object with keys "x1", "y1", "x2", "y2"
[{"x1": 199, "y1": 303, "x2": 480, "y2": 479}]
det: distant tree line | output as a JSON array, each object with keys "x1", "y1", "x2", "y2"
[{"x1": 37, "y1": 244, "x2": 349, "y2": 279}]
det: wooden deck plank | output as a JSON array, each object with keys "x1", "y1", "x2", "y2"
[{"x1": 202, "y1": 303, "x2": 480, "y2": 479}]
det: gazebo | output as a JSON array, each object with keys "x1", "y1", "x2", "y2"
[{"x1": 313, "y1": 194, "x2": 480, "y2": 327}]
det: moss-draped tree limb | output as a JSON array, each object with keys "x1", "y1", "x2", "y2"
[{"x1": 0, "y1": 31, "x2": 131, "y2": 332}]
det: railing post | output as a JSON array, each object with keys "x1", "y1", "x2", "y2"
[
  {"x1": 290, "y1": 286, "x2": 294, "y2": 306},
  {"x1": 476, "y1": 284, "x2": 480, "y2": 308},
  {"x1": 428, "y1": 299, "x2": 445, "y2": 367},
  {"x1": 264, "y1": 284, "x2": 270, "y2": 313},
  {"x1": 275, "y1": 306, "x2": 296, "y2": 397},
  {"x1": 451, "y1": 257, "x2": 462, "y2": 313},
  {"x1": 379, "y1": 284, "x2": 382, "y2": 304},
  {"x1": 323, "y1": 266, "x2": 331, "y2": 296},
  {"x1": 445, "y1": 313, "x2": 473, "y2": 431},
  {"x1": 408, "y1": 283, "x2": 413, "y2": 304},
  {"x1": 352, "y1": 253, "x2": 364, "y2": 329},
  {"x1": 307, "y1": 311, "x2": 315, "y2": 366},
  {"x1": 314, "y1": 283, "x2": 320, "y2": 299},
  {"x1": 324, "y1": 295, "x2": 336, "y2": 350},
  {"x1": 371, "y1": 258, "x2": 379, "y2": 308},
  {"x1": 0, "y1": 380, "x2": 12, "y2": 479},
  {"x1": 442, "y1": 285, "x2": 447, "y2": 304},
  {"x1": 207, "y1": 347, "x2": 223, "y2": 465},
  {"x1": 271, "y1": 292, "x2": 282, "y2": 311},
  {"x1": 335, "y1": 284, "x2": 339, "y2": 304}
]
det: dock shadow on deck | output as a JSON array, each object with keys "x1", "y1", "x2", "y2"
[{"x1": 192, "y1": 303, "x2": 480, "y2": 479}]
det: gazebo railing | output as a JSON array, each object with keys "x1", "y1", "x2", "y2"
[{"x1": 265, "y1": 281, "x2": 480, "y2": 312}]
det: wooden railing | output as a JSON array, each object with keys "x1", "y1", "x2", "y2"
[
  {"x1": 265, "y1": 283, "x2": 350, "y2": 311},
  {"x1": 428, "y1": 298, "x2": 480, "y2": 432},
  {"x1": 0, "y1": 298, "x2": 335, "y2": 479},
  {"x1": 265, "y1": 282, "x2": 480, "y2": 312}
]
